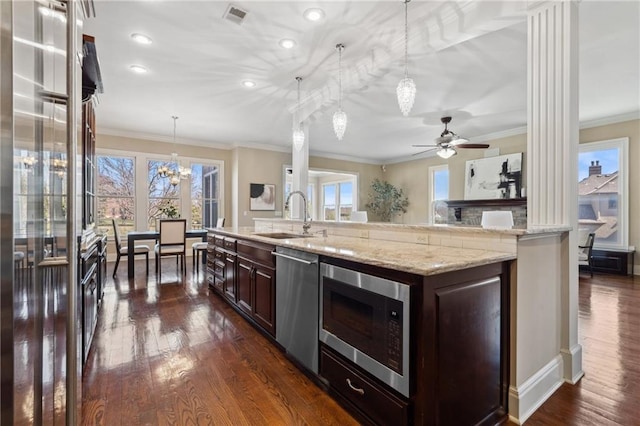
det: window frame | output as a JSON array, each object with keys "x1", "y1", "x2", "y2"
[
  {"x1": 578, "y1": 137, "x2": 629, "y2": 249},
  {"x1": 321, "y1": 179, "x2": 356, "y2": 222},
  {"x1": 96, "y1": 147, "x2": 224, "y2": 233},
  {"x1": 95, "y1": 153, "x2": 136, "y2": 237}
]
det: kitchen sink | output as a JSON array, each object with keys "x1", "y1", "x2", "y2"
[{"x1": 253, "y1": 232, "x2": 312, "y2": 239}]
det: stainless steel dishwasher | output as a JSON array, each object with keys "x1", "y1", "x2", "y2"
[{"x1": 274, "y1": 246, "x2": 319, "y2": 373}]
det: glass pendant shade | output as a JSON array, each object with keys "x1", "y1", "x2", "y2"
[
  {"x1": 333, "y1": 108, "x2": 347, "y2": 140},
  {"x1": 437, "y1": 147, "x2": 456, "y2": 159},
  {"x1": 292, "y1": 77, "x2": 305, "y2": 151},
  {"x1": 333, "y1": 43, "x2": 347, "y2": 140},
  {"x1": 397, "y1": 0, "x2": 416, "y2": 116},
  {"x1": 396, "y1": 77, "x2": 416, "y2": 116},
  {"x1": 292, "y1": 127, "x2": 305, "y2": 151}
]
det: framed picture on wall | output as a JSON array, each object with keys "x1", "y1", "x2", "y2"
[
  {"x1": 250, "y1": 183, "x2": 276, "y2": 211},
  {"x1": 464, "y1": 153, "x2": 523, "y2": 200}
]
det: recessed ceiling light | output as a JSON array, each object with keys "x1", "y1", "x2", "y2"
[
  {"x1": 242, "y1": 80, "x2": 256, "y2": 88},
  {"x1": 131, "y1": 33, "x2": 153, "y2": 45},
  {"x1": 303, "y1": 8, "x2": 325, "y2": 22},
  {"x1": 129, "y1": 65, "x2": 148, "y2": 74},
  {"x1": 279, "y1": 39, "x2": 296, "y2": 49}
]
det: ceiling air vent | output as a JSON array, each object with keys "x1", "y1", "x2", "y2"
[{"x1": 223, "y1": 5, "x2": 248, "y2": 25}]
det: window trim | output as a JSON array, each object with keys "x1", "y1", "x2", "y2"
[
  {"x1": 321, "y1": 179, "x2": 356, "y2": 222},
  {"x1": 97, "y1": 147, "x2": 224, "y2": 231},
  {"x1": 578, "y1": 137, "x2": 629, "y2": 249}
]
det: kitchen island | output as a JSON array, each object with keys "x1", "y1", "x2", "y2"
[{"x1": 206, "y1": 220, "x2": 571, "y2": 425}]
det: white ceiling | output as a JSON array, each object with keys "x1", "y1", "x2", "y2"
[{"x1": 83, "y1": 1, "x2": 640, "y2": 164}]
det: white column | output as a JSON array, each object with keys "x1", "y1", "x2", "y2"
[
  {"x1": 290, "y1": 123, "x2": 309, "y2": 220},
  {"x1": 526, "y1": 0, "x2": 583, "y2": 396}
]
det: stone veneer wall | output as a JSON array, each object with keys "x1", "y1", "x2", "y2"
[{"x1": 447, "y1": 205, "x2": 528, "y2": 227}]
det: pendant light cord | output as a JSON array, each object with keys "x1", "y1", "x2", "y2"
[
  {"x1": 172, "y1": 115, "x2": 178, "y2": 147},
  {"x1": 296, "y1": 77, "x2": 302, "y2": 125},
  {"x1": 404, "y1": 0, "x2": 409, "y2": 78},
  {"x1": 337, "y1": 44, "x2": 343, "y2": 109}
]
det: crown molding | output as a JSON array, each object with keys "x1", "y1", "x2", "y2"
[{"x1": 579, "y1": 110, "x2": 640, "y2": 130}]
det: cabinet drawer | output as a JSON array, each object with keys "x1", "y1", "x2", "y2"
[
  {"x1": 320, "y1": 347, "x2": 409, "y2": 426},
  {"x1": 214, "y1": 248, "x2": 225, "y2": 263},
  {"x1": 224, "y1": 238, "x2": 237, "y2": 252},
  {"x1": 236, "y1": 240, "x2": 275, "y2": 268},
  {"x1": 214, "y1": 235, "x2": 225, "y2": 247},
  {"x1": 213, "y1": 262, "x2": 224, "y2": 279}
]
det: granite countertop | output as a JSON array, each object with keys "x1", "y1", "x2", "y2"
[{"x1": 208, "y1": 227, "x2": 516, "y2": 277}]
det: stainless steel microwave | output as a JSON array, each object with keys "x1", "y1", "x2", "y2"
[{"x1": 319, "y1": 262, "x2": 410, "y2": 397}]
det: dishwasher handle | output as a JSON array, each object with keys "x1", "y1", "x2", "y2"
[{"x1": 272, "y1": 251, "x2": 317, "y2": 265}]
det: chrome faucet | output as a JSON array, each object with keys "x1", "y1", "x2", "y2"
[{"x1": 285, "y1": 191, "x2": 311, "y2": 234}]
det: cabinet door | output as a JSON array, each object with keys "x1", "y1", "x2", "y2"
[
  {"x1": 253, "y1": 264, "x2": 275, "y2": 336},
  {"x1": 224, "y1": 254, "x2": 237, "y2": 303},
  {"x1": 237, "y1": 257, "x2": 253, "y2": 316}
]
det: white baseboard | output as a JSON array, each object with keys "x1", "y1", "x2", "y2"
[
  {"x1": 508, "y1": 355, "x2": 564, "y2": 424},
  {"x1": 561, "y1": 344, "x2": 584, "y2": 384}
]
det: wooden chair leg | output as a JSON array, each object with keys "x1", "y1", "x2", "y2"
[
  {"x1": 113, "y1": 253, "x2": 120, "y2": 278},
  {"x1": 145, "y1": 252, "x2": 149, "y2": 275}
]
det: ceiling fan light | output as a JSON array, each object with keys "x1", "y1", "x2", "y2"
[
  {"x1": 437, "y1": 147, "x2": 456, "y2": 159},
  {"x1": 396, "y1": 77, "x2": 416, "y2": 116},
  {"x1": 333, "y1": 109, "x2": 347, "y2": 140},
  {"x1": 292, "y1": 127, "x2": 305, "y2": 151}
]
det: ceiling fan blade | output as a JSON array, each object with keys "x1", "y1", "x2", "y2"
[
  {"x1": 411, "y1": 147, "x2": 437, "y2": 156},
  {"x1": 412, "y1": 144, "x2": 439, "y2": 147},
  {"x1": 457, "y1": 143, "x2": 490, "y2": 149}
]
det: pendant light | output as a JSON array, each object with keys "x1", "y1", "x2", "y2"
[
  {"x1": 332, "y1": 43, "x2": 347, "y2": 140},
  {"x1": 292, "y1": 76, "x2": 305, "y2": 151},
  {"x1": 173, "y1": 116, "x2": 191, "y2": 180},
  {"x1": 397, "y1": 0, "x2": 416, "y2": 116}
]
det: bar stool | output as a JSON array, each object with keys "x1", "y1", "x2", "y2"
[{"x1": 14, "y1": 251, "x2": 25, "y2": 285}]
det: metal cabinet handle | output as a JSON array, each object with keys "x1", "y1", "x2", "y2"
[
  {"x1": 272, "y1": 252, "x2": 317, "y2": 265},
  {"x1": 346, "y1": 378, "x2": 365, "y2": 395}
]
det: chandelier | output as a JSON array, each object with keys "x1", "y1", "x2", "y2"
[
  {"x1": 158, "y1": 116, "x2": 191, "y2": 186},
  {"x1": 292, "y1": 76, "x2": 305, "y2": 151},
  {"x1": 333, "y1": 43, "x2": 347, "y2": 140},
  {"x1": 397, "y1": 0, "x2": 416, "y2": 116}
]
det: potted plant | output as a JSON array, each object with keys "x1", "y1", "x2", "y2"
[
  {"x1": 365, "y1": 178, "x2": 409, "y2": 222},
  {"x1": 159, "y1": 204, "x2": 179, "y2": 219}
]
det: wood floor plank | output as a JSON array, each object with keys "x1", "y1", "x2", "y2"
[{"x1": 82, "y1": 260, "x2": 640, "y2": 425}]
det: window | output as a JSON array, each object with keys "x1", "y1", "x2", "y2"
[
  {"x1": 97, "y1": 155, "x2": 135, "y2": 236},
  {"x1": 578, "y1": 138, "x2": 629, "y2": 248},
  {"x1": 148, "y1": 159, "x2": 181, "y2": 231},
  {"x1": 194, "y1": 164, "x2": 220, "y2": 229},
  {"x1": 322, "y1": 181, "x2": 353, "y2": 221},
  {"x1": 429, "y1": 165, "x2": 449, "y2": 224},
  {"x1": 96, "y1": 149, "x2": 223, "y2": 235}
]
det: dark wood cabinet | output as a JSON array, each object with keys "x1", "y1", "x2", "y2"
[
  {"x1": 236, "y1": 239, "x2": 276, "y2": 337},
  {"x1": 237, "y1": 257, "x2": 253, "y2": 315},
  {"x1": 223, "y1": 254, "x2": 237, "y2": 303},
  {"x1": 321, "y1": 345, "x2": 410, "y2": 426},
  {"x1": 591, "y1": 249, "x2": 635, "y2": 275},
  {"x1": 252, "y1": 264, "x2": 275, "y2": 335},
  {"x1": 207, "y1": 231, "x2": 276, "y2": 337}
]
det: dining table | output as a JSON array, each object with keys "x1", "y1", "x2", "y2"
[{"x1": 127, "y1": 229, "x2": 207, "y2": 278}]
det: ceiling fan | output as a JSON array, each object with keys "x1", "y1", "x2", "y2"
[{"x1": 412, "y1": 116, "x2": 490, "y2": 159}]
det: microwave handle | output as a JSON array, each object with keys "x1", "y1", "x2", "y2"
[{"x1": 272, "y1": 251, "x2": 317, "y2": 265}]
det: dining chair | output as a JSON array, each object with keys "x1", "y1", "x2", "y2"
[
  {"x1": 191, "y1": 218, "x2": 224, "y2": 273},
  {"x1": 112, "y1": 218, "x2": 149, "y2": 278},
  {"x1": 155, "y1": 218, "x2": 187, "y2": 280},
  {"x1": 578, "y1": 231, "x2": 596, "y2": 277}
]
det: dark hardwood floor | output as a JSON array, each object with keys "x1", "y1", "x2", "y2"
[
  {"x1": 82, "y1": 260, "x2": 640, "y2": 425},
  {"x1": 81, "y1": 259, "x2": 357, "y2": 425},
  {"x1": 521, "y1": 273, "x2": 640, "y2": 426}
]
